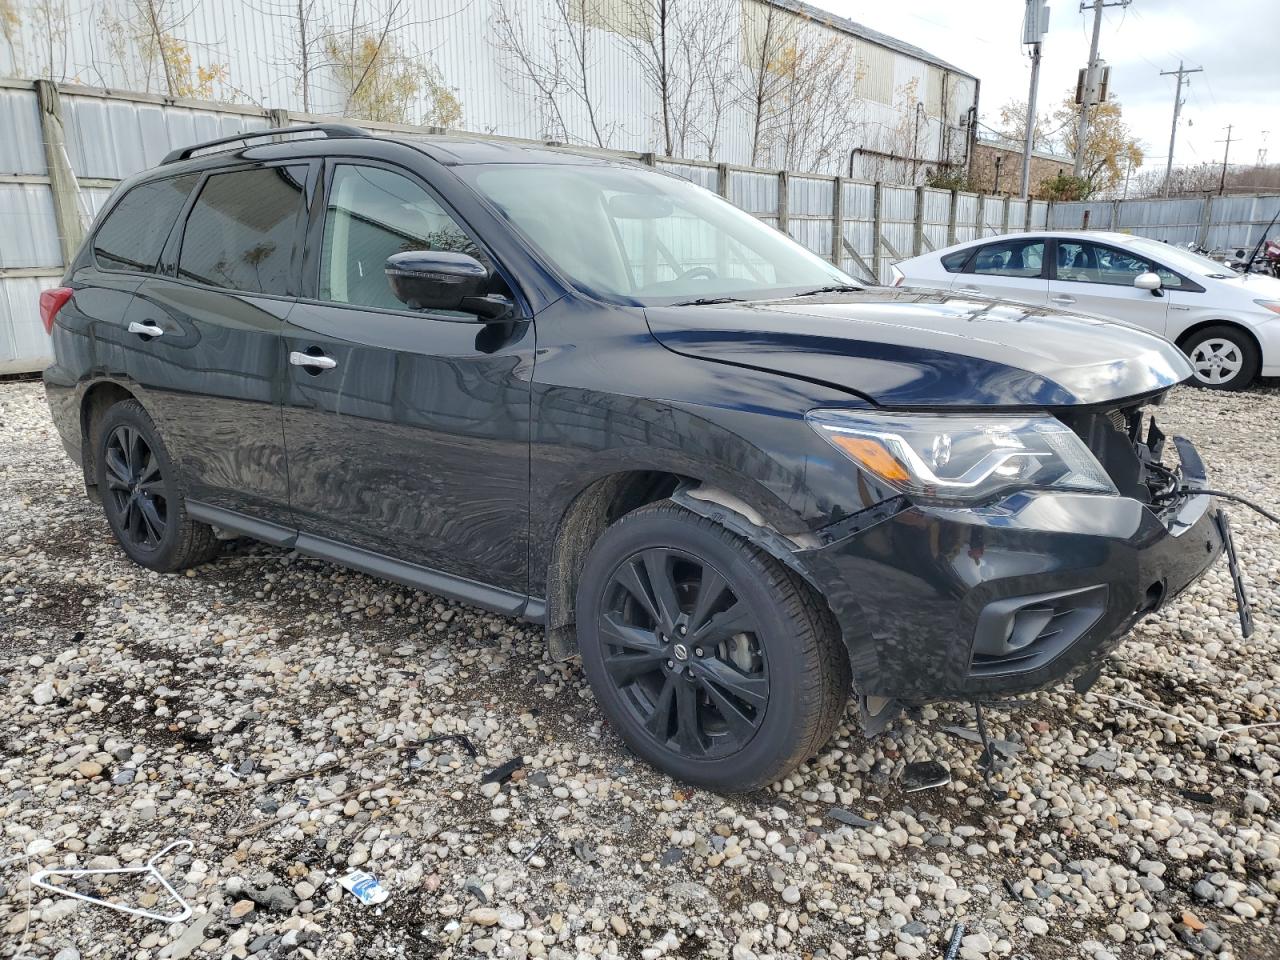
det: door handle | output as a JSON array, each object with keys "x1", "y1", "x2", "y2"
[
  {"x1": 290, "y1": 350, "x2": 337, "y2": 371},
  {"x1": 127, "y1": 320, "x2": 164, "y2": 337},
  {"x1": 957, "y1": 285, "x2": 982, "y2": 294},
  {"x1": 1170, "y1": 304, "x2": 1190, "y2": 311},
  {"x1": 1050, "y1": 296, "x2": 1076, "y2": 305}
]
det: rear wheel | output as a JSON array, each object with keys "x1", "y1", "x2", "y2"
[
  {"x1": 95, "y1": 400, "x2": 219, "y2": 572},
  {"x1": 1182, "y1": 325, "x2": 1259, "y2": 390},
  {"x1": 575, "y1": 502, "x2": 850, "y2": 792}
]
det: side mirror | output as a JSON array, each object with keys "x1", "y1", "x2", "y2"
[
  {"x1": 1134, "y1": 271, "x2": 1162, "y2": 293},
  {"x1": 385, "y1": 250, "x2": 489, "y2": 314}
]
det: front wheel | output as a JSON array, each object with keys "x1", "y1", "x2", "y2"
[
  {"x1": 575, "y1": 502, "x2": 850, "y2": 792},
  {"x1": 1182, "y1": 325, "x2": 1260, "y2": 390}
]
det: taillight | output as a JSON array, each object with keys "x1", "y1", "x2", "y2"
[{"x1": 39, "y1": 287, "x2": 73, "y2": 334}]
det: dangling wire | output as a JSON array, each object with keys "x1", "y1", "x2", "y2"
[{"x1": 1158, "y1": 489, "x2": 1280, "y2": 525}]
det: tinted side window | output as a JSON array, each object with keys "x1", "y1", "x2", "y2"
[
  {"x1": 1056, "y1": 240, "x2": 1180, "y2": 287},
  {"x1": 93, "y1": 176, "x2": 197, "y2": 273},
  {"x1": 969, "y1": 238, "x2": 1045, "y2": 278},
  {"x1": 940, "y1": 249, "x2": 971, "y2": 273},
  {"x1": 319, "y1": 164, "x2": 484, "y2": 311},
  {"x1": 177, "y1": 166, "x2": 308, "y2": 294}
]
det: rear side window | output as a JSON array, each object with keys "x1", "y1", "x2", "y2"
[
  {"x1": 970, "y1": 238, "x2": 1045, "y2": 278},
  {"x1": 177, "y1": 165, "x2": 308, "y2": 294},
  {"x1": 93, "y1": 176, "x2": 197, "y2": 273},
  {"x1": 940, "y1": 249, "x2": 971, "y2": 273}
]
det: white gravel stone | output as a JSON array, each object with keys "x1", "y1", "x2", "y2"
[{"x1": 1, "y1": 378, "x2": 1278, "y2": 956}]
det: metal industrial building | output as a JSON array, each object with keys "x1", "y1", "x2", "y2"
[{"x1": 0, "y1": 0, "x2": 980, "y2": 179}]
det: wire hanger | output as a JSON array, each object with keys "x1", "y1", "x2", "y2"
[{"x1": 30, "y1": 840, "x2": 193, "y2": 924}]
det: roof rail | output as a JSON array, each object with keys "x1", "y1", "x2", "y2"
[{"x1": 161, "y1": 123, "x2": 369, "y2": 165}]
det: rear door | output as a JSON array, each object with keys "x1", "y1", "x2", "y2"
[
  {"x1": 1047, "y1": 238, "x2": 1170, "y2": 332},
  {"x1": 952, "y1": 236, "x2": 1050, "y2": 306},
  {"x1": 123, "y1": 162, "x2": 313, "y2": 528},
  {"x1": 279, "y1": 159, "x2": 531, "y2": 596}
]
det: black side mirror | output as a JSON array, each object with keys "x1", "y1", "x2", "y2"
[{"x1": 385, "y1": 250, "x2": 489, "y2": 314}]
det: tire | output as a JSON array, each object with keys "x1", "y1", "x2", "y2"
[
  {"x1": 1181, "y1": 325, "x2": 1260, "y2": 391},
  {"x1": 575, "y1": 501, "x2": 850, "y2": 792},
  {"x1": 94, "y1": 399, "x2": 220, "y2": 572}
]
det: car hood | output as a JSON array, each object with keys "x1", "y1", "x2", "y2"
[{"x1": 644, "y1": 288, "x2": 1193, "y2": 407}]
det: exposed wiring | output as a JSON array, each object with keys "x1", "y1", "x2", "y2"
[
  {"x1": 1159, "y1": 488, "x2": 1280, "y2": 525},
  {"x1": 1089, "y1": 691, "x2": 1280, "y2": 747}
]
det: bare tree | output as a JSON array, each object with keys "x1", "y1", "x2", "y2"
[
  {"x1": 24, "y1": 0, "x2": 72, "y2": 81},
  {"x1": 491, "y1": 0, "x2": 612, "y2": 147},
  {"x1": 98, "y1": 0, "x2": 226, "y2": 98},
  {"x1": 771, "y1": 31, "x2": 861, "y2": 173},
  {"x1": 617, "y1": 0, "x2": 737, "y2": 158},
  {"x1": 316, "y1": 0, "x2": 462, "y2": 125},
  {"x1": 739, "y1": 0, "x2": 796, "y2": 166}
]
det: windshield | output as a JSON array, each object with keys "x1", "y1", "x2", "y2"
[
  {"x1": 1126, "y1": 236, "x2": 1239, "y2": 277},
  {"x1": 459, "y1": 162, "x2": 856, "y2": 305}
]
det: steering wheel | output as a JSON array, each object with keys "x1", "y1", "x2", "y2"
[{"x1": 678, "y1": 266, "x2": 718, "y2": 282}]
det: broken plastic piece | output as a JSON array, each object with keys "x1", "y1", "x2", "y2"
[
  {"x1": 338, "y1": 870, "x2": 389, "y2": 906},
  {"x1": 481, "y1": 757, "x2": 525, "y2": 785},
  {"x1": 521, "y1": 835, "x2": 549, "y2": 863},
  {"x1": 826, "y1": 808, "x2": 876, "y2": 829},
  {"x1": 425, "y1": 733, "x2": 477, "y2": 758},
  {"x1": 943, "y1": 922, "x2": 966, "y2": 960},
  {"x1": 30, "y1": 840, "x2": 193, "y2": 924},
  {"x1": 901, "y1": 760, "x2": 951, "y2": 793}
]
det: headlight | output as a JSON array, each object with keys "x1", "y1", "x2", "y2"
[{"x1": 806, "y1": 409, "x2": 1117, "y2": 504}]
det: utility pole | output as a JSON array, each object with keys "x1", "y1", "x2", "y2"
[
  {"x1": 1073, "y1": 0, "x2": 1128, "y2": 179},
  {"x1": 1020, "y1": 0, "x2": 1050, "y2": 198},
  {"x1": 1160, "y1": 61, "x2": 1202, "y2": 198},
  {"x1": 1258, "y1": 131, "x2": 1269, "y2": 167},
  {"x1": 1217, "y1": 124, "x2": 1235, "y2": 195}
]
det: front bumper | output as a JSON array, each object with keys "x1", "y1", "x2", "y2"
[{"x1": 796, "y1": 442, "x2": 1224, "y2": 701}]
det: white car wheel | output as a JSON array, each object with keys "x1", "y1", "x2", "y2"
[
  {"x1": 1190, "y1": 337, "x2": 1243, "y2": 385},
  {"x1": 1182, "y1": 326, "x2": 1259, "y2": 391}
]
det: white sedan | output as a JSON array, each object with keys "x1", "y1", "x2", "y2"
[{"x1": 892, "y1": 230, "x2": 1280, "y2": 390}]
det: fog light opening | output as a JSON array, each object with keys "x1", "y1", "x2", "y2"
[{"x1": 1140, "y1": 580, "x2": 1166, "y2": 614}]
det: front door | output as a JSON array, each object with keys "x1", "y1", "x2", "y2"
[
  {"x1": 281, "y1": 160, "x2": 531, "y2": 594},
  {"x1": 1048, "y1": 238, "x2": 1170, "y2": 333}
]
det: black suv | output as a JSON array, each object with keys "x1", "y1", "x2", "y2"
[{"x1": 43, "y1": 126, "x2": 1226, "y2": 790}]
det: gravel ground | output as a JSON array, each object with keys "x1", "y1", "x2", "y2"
[{"x1": 2, "y1": 378, "x2": 1279, "y2": 960}]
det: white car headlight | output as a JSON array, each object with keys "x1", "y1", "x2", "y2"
[{"x1": 806, "y1": 410, "x2": 1117, "y2": 504}]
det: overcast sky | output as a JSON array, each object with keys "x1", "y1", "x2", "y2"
[{"x1": 816, "y1": 0, "x2": 1280, "y2": 176}]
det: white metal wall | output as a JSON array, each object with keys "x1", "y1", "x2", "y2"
[{"x1": 0, "y1": 0, "x2": 976, "y2": 177}]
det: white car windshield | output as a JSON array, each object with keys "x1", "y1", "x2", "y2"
[
  {"x1": 460, "y1": 162, "x2": 856, "y2": 305},
  {"x1": 1126, "y1": 237, "x2": 1238, "y2": 278}
]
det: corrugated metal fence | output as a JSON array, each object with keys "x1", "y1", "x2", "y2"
[
  {"x1": 1049, "y1": 196, "x2": 1280, "y2": 250},
  {"x1": 3, "y1": 78, "x2": 1275, "y2": 374}
]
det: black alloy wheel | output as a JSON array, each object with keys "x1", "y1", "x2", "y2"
[
  {"x1": 95, "y1": 399, "x2": 220, "y2": 572},
  {"x1": 103, "y1": 423, "x2": 168, "y2": 552},
  {"x1": 576, "y1": 502, "x2": 851, "y2": 792},
  {"x1": 598, "y1": 547, "x2": 769, "y2": 759}
]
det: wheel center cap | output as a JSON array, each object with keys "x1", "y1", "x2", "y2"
[{"x1": 672, "y1": 642, "x2": 689, "y2": 661}]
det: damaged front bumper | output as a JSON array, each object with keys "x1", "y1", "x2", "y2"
[{"x1": 794, "y1": 436, "x2": 1225, "y2": 702}]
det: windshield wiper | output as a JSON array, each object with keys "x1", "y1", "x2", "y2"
[
  {"x1": 672, "y1": 296, "x2": 744, "y2": 306},
  {"x1": 787, "y1": 285, "x2": 863, "y2": 298}
]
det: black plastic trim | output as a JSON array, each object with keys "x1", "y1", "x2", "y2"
[
  {"x1": 187, "y1": 501, "x2": 296, "y2": 547},
  {"x1": 185, "y1": 499, "x2": 545, "y2": 621}
]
